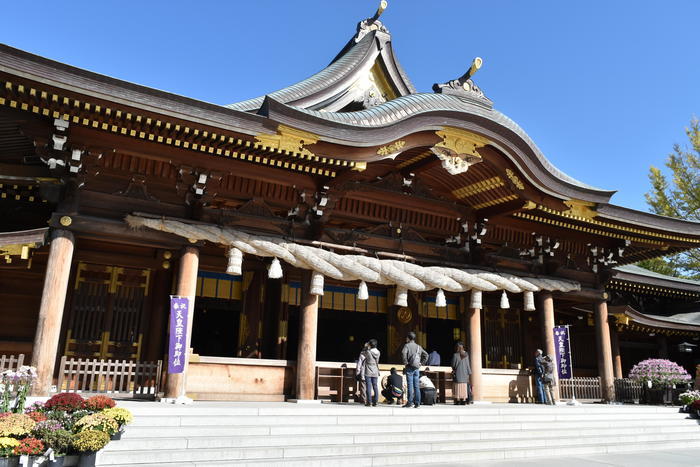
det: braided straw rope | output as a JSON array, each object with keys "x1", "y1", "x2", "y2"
[{"x1": 126, "y1": 215, "x2": 580, "y2": 307}]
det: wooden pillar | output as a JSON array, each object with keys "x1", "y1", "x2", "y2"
[
  {"x1": 468, "y1": 307, "x2": 482, "y2": 401},
  {"x1": 164, "y1": 246, "x2": 199, "y2": 399},
  {"x1": 31, "y1": 230, "x2": 75, "y2": 396},
  {"x1": 538, "y1": 292, "x2": 559, "y2": 400},
  {"x1": 594, "y1": 299, "x2": 615, "y2": 402},
  {"x1": 610, "y1": 318, "x2": 623, "y2": 379},
  {"x1": 296, "y1": 270, "x2": 319, "y2": 400},
  {"x1": 657, "y1": 335, "x2": 668, "y2": 359}
]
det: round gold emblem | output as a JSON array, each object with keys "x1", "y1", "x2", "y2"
[
  {"x1": 59, "y1": 216, "x2": 72, "y2": 226},
  {"x1": 397, "y1": 307, "x2": 412, "y2": 324}
]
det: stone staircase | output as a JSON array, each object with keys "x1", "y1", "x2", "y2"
[{"x1": 97, "y1": 402, "x2": 700, "y2": 466}]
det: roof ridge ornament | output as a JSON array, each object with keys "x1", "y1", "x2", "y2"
[
  {"x1": 355, "y1": 1, "x2": 389, "y2": 43},
  {"x1": 433, "y1": 57, "x2": 493, "y2": 108}
]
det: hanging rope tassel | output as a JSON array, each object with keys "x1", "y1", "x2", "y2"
[
  {"x1": 357, "y1": 281, "x2": 369, "y2": 300},
  {"x1": 470, "y1": 289, "x2": 482, "y2": 309},
  {"x1": 500, "y1": 290, "x2": 510, "y2": 309},
  {"x1": 310, "y1": 271, "x2": 325, "y2": 296},
  {"x1": 268, "y1": 257, "x2": 283, "y2": 279},
  {"x1": 435, "y1": 288, "x2": 447, "y2": 308},
  {"x1": 394, "y1": 286, "x2": 408, "y2": 307},
  {"x1": 226, "y1": 248, "x2": 243, "y2": 275},
  {"x1": 524, "y1": 291, "x2": 536, "y2": 311}
]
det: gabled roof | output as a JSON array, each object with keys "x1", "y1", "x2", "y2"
[
  {"x1": 614, "y1": 264, "x2": 700, "y2": 291},
  {"x1": 225, "y1": 18, "x2": 415, "y2": 113}
]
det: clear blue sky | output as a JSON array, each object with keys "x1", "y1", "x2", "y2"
[{"x1": 2, "y1": 1, "x2": 698, "y2": 213}]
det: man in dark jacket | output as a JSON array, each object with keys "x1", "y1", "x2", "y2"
[
  {"x1": 533, "y1": 349, "x2": 546, "y2": 404},
  {"x1": 381, "y1": 367, "x2": 404, "y2": 405},
  {"x1": 401, "y1": 332, "x2": 429, "y2": 408}
]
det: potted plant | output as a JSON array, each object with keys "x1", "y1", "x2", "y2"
[
  {"x1": 0, "y1": 437, "x2": 20, "y2": 467},
  {"x1": 74, "y1": 414, "x2": 119, "y2": 438},
  {"x1": 101, "y1": 408, "x2": 133, "y2": 440},
  {"x1": 41, "y1": 429, "x2": 72, "y2": 467},
  {"x1": 678, "y1": 390, "x2": 700, "y2": 415},
  {"x1": 83, "y1": 396, "x2": 115, "y2": 414},
  {"x1": 628, "y1": 359, "x2": 691, "y2": 405},
  {"x1": 1, "y1": 367, "x2": 37, "y2": 415},
  {"x1": 12, "y1": 438, "x2": 43, "y2": 467},
  {"x1": 43, "y1": 394, "x2": 85, "y2": 413},
  {"x1": 72, "y1": 430, "x2": 109, "y2": 467},
  {"x1": 0, "y1": 414, "x2": 35, "y2": 438}
]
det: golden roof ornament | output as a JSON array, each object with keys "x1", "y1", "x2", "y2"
[
  {"x1": 433, "y1": 57, "x2": 493, "y2": 107},
  {"x1": 355, "y1": 1, "x2": 389, "y2": 42},
  {"x1": 431, "y1": 127, "x2": 490, "y2": 175}
]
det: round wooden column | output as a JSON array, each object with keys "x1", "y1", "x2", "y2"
[
  {"x1": 538, "y1": 292, "x2": 559, "y2": 399},
  {"x1": 296, "y1": 270, "x2": 319, "y2": 400},
  {"x1": 31, "y1": 229, "x2": 75, "y2": 396},
  {"x1": 594, "y1": 299, "x2": 615, "y2": 402},
  {"x1": 164, "y1": 246, "x2": 199, "y2": 399},
  {"x1": 610, "y1": 318, "x2": 623, "y2": 379},
  {"x1": 468, "y1": 307, "x2": 482, "y2": 401}
]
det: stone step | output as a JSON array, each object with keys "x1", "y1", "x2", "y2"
[
  {"x1": 121, "y1": 415, "x2": 693, "y2": 438},
  {"x1": 107, "y1": 424, "x2": 696, "y2": 451},
  {"x1": 128, "y1": 411, "x2": 685, "y2": 427},
  {"x1": 96, "y1": 431, "x2": 700, "y2": 465},
  {"x1": 121, "y1": 404, "x2": 677, "y2": 417}
]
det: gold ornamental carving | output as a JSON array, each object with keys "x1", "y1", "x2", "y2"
[
  {"x1": 254, "y1": 124, "x2": 319, "y2": 158},
  {"x1": 431, "y1": 127, "x2": 489, "y2": 175},
  {"x1": 505, "y1": 168, "x2": 525, "y2": 190},
  {"x1": 376, "y1": 140, "x2": 406, "y2": 157},
  {"x1": 563, "y1": 199, "x2": 598, "y2": 220}
]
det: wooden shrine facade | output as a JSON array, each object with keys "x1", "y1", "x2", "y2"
[{"x1": 0, "y1": 5, "x2": 699, "y2": 402}]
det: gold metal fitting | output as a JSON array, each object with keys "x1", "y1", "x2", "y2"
[{"x1": 59, "y1": 216, "x2": 72, "y2": 226}]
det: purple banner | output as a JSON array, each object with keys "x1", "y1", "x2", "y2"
[
  {"x1": 168, "y1": 296, "x2": 189, "y2": 374},
  {"x1": 553, "y1": 326, "x2": 573, "y2": 380}
]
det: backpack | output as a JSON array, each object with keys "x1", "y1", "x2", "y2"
[
  {"x1": 391, "y1": 386, "x2": 404, "y2": 398},
  {"x1": 409, "y1": 351, "x2": 422, "y2": 369}
]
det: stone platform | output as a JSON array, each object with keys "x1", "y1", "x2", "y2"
[{"x1": 97, "y1": 401, "x2": 700, "y2": 466}]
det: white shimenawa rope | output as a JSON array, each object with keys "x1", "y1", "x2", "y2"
[{"x1": 126, "y1": 215, "x2": 580, "y2": 309}]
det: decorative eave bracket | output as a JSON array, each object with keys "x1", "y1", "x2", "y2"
[{"x1": 431, "y1": 127, "x2": 490, "y2": 175}]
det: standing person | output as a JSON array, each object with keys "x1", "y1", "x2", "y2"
[
  {"x1": 363, "y1": 339, "x2": 381, "y2": 406},
  {"x1": 355, "y1": 342, "x2": 368, "y2": 404},
  {"x1": 381, "y1": 367, "x2": 404, "y2": 405},
  {"x1": 543, "y1": 354, "x2": 557, "y2": 405},
  {"x1": 401, "y1": 332, "x2": 428, "y2": 408},
  {"x1": 533, "y1": 349, "x2": 546, "y2": 404},
  {"x1": 451, "y1": 341, "x2": 471, "y2": 405},
  {"x1": 426, "y1": 349, "x2": 441, "y2": 367}
]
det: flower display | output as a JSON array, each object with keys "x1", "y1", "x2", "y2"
[
  {"x1": 32, "y1": 419, "x2": 64, "y2": 438},
  {"x1": 85, "y1": 395, "x2": 116, "y2": 411},
  {"x1": 679, "y1": 390, "x2": 700, "y2": 406},
  {"x1": 0, "y1": 437, "x2": 20, "y2": 457},
  {"x1": 75, "y1": 413, "x2": 119, "y2": 435},
  {"x1": 44, "y1": 393, "x2": 85, "y2": 412},
  {"x1": 13, "y1": 437, "x2": 44, "y2": 456},
  {"x1": 628, "y1": 359, "x2": 691, "y2": 388},
  {"x1": 26, "y1": 411, "x2": 47, "y2": 423},
  {"x1": 0, "y1": 366, "x2": 37, "y2": 414},
  {"x1": 72, "y1": 430, "x2": 110, "y2": 452},
  {"x1": 23, "y1": 402, "x2": 45, "y2": 414},
  {"x1": 0, "y1": 413, "x2": 35, "y2": 437},
  {"x1": 41, "y1": 429, "x2": 72, "y2": 456},
  {"x1": 102, "y1": 407, "x2": 133, "y2": 427}
]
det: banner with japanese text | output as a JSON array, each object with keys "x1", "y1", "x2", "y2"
[
  {"x1": 168, "y1": 296, "x2": 189, "y2": 374},
  {"x1": 553, "y1": 325, "x2": 573, "y2": 380}
]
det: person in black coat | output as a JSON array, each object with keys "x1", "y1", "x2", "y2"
[{"x1": 381, "y1": 367, "x2": 404, "y2": 405}]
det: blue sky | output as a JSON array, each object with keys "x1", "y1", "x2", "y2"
[{"x1": 2, "y1": 1, "x2": 698, "y2": 213}]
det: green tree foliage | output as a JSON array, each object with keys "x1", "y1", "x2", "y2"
[{"x1": 642, "y1": 118, "x2": 700, "y2": 279}]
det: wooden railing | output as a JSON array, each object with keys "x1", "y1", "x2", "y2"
[
  {"x1": 614, "y1": 378, "x2": 642, "y2": 403},
  {"x1": 559, "y1": 377, "x2": 602, "y2": 401},
  {"x1": 0, "y1": 354, "x2": 25, "y2": 372},
  {"x1": 56, "y1": 357, "x2": 162, "y2": 399}
]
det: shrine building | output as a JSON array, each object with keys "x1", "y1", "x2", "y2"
[{"x1": 1, "y1": 4, "x2": 699, "y2": 402}]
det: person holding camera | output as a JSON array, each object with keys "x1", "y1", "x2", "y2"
[{"x1": 363, "y1": 339, "x2": 381, "y2": 406}]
